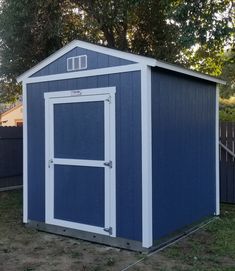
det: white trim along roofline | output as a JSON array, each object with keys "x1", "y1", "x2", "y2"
[
  {"x1": 17, "y1": 40, "x2": 157, "y2": 82},
  {"x1": 155, "y1": 60, "x2": 226, "y2": 85},
  {"x1": 17, "y1": 39, "x2": 226, "y2": 85}
]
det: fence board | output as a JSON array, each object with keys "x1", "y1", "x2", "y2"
[
  {"x1": 220, "y1": 122, "x2": 235, "y2": 203},
  {"x1": 0, "y1": 127, "x2": 23, "y2": 190}
]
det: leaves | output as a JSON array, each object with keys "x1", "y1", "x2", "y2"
[{"x1": 0, "y1": 0, "x2": 234, "y2": 102}]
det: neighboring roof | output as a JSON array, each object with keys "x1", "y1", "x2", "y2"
[
  {"x1": 17, "y1": 39, "x2": 226, "y2": 85},
  {"x1": 0, "y1": 103, "x2": 22, "y2": 117}
]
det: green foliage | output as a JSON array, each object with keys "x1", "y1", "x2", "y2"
[
  {"x1": 219, "y1": 96, "x2": 235, "y2": 121},
  {"x1": 0, "y1": 0, "x2": 234, "y2": 102},
  {"x1": 0, "y1": 0, "x2": 65, "y2": 79},
  {"x1": 220, "y1": 50, "x2": 235, "y2": 98},
  {"x1": 220, "y1": 108, "x2": 235, "y2": 122},
  {"x1": 171, "y1": 0, "x2": 234, "y2": 75},
  {"x1": 163, "y1": 204, "x2": 235, "y2": 270},
  {"x1": 0, "y1": 80, "x2": 22, "y2": 104}
]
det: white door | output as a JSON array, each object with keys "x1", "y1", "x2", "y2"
[{"x1": 44, "y1": 87, "x2": 116, "y2": 237}]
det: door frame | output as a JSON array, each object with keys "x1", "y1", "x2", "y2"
[{"x1": 44, "y1": 87, "x2": 116, "y2": 237}]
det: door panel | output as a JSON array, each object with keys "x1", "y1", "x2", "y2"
[
  {"x1": 54, "y1": 165, "x2": 105, "y2": 227},
  {"x1": 54, "y1": 101, "x2": 104, "y2": 160},
  {"x1": 45, "y1": 88, "x2": 116, "y2": 237}
]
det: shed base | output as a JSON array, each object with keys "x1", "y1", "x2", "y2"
[
  {"x1": 26, "y1": 217, "x2": 216, "y2": 253},
  {"x1": 26, "y1": 220, "x2": 147, "y2": 252}
]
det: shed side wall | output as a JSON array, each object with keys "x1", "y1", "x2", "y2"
[
  {"x1": 151, "y1": 68, "x2": 216, "y2": 241},
  {"x1": 26, "y1": 71, "x2": 142, "y2": 242}
]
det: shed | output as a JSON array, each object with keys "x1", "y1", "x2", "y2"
[{"x1": 17, "y1": 40, "x2": 226, "y2": 251}]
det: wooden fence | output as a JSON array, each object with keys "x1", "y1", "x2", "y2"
[
  {"x1": 0, "y1": 127, "x2": 23, "y2": 191},
  {"x1": 220, "y1": 122, "x2": 235, "y2": 204}
]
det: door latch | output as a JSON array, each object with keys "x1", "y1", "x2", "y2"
[
  {"x1": 104, "y1": 161, "x2": 112, "y2": 168},
  {"x1": 103, "y1": 227, "x2": 113, "y2": 235},
  {"x1": 48, "y1": 159, "x2": 53, "y2": 168}
]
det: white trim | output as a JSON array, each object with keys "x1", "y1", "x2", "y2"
[
  {"x1": 24, "y1": 64, "x2": 142, "y2": 84},
  {"x1": 17, "y1": 39, "x2": 225, "y2": 85},
  {"x1": 155, "y1": 60, "x2": 226, "y2": 85},
  {"x1": 50, "y1": 94, "x2": 109, "y2": 105},
  {"x1": 104, "y1": 97, "x2": 110, "y2": 231},
  {"x1": 141, "y1": 66, "x2": 153, "y2": 248},
  {"x1": 215, "y1": 84, "x2": 220, "y2": 215},
  {"x1": 79, "y1": 55, "x2": 88, "y2": 70},
  {"x1": 44, "y1": 87, "x2": 116, "y2": 99},
  {"x1": 67, "y1": 57, "x2": 73, "y2": 72},
  {"x1": 53, "y1": 158, "x2": 105, "y2": 167},
  {"x1": 17, "y1": 40, "x2": 156, "y2": 82},
  {"x1": 23, "y1": 82, "x2": 28, "y2": 223},
  {"x1": 67, "y1": 55, "x2": 88, "y2": 71},
  {"x1": 109, "y1": 91, "x2": 116, "y2": 237},
  {"x1": 45, "y1": 97, "x2": 54, "y2": 223},
  {"x1": 45, "y1": 87, "x2": 116, "y2": 237},
  {"x1": 48, "y1": 218, "x2": 110, "y2": 236}
]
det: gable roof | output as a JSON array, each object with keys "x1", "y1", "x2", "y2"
[{"x1": 17, "y1": 39, "x2": 226, "y2": 85}]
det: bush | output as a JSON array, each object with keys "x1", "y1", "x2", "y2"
[{"x1": 219, "y1": 97, "x2": 235, "y2": 122}]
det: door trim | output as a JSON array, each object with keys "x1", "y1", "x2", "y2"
[{"x1": 44, "y1": 87, "x2": 116, "y2": 237}]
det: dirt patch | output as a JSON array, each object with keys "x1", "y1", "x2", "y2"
[{"x1": 0, "y1": 190, "x2": 235, "y2": 271}]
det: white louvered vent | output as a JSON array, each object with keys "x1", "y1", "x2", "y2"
[
  {"x1": 67, "y1": 57, "x2": 73, "y2": 71},
  {"x1": 67, "y1": 55, "x2": 87, "y2": 71},
  {"x1": 80, "y1": 55, "x2": 87, "y2": 69}
]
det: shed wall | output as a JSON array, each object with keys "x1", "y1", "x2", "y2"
[
  {"x1": 151, "y1": 68, "x2": 216, "y2": 241},
  {"x1": 26, "y1": 71, "x2": 142, "y2": 242}
]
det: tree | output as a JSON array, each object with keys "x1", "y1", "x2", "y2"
[
  {"x1": 220, "y1": 50, "x2": 235, "y2": 98},
  {"x1": 171, "y1": 0, "x2": 234, "y2": 74},
  {"x1": 0, "y1": 0, "x2": 234, "y2": 102},
  {"x1": 71, "y1": 0, "x2": 183, "y2": 62},
  {"x1": 0, "y1": 0, "x2": 73, "y2": 102},
  {"x1": 0, "y1": 0, "x2": 67, "y2": 80}
]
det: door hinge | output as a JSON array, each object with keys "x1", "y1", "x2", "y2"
[
  {"x1": 104, "y1": 227, "x2": 113, "y2": 235},
  {"x1": 106, "y1": 96, "x2": 111, "y2": 103},
  {"x1": 104, "y1": 160, "x2": 112, "y2": 168},
  {"x1": 48, "y1": 159, "x2": 53, "y2": 168}
]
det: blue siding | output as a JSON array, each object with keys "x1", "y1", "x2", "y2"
[
  {"x1": 54, "y1": 165, "x2": 105, "y2": 227},
  {"x1": 27, "y1": 71, "x2": 142, "y2": 241},
  {"x1": 54, "y1": 101, "x2": 104, "y2": 160},
  {"x1": 151, "y1": 68, "x2": 216, "y2": 241},
  {"x1": 31, "y1": 47, "x2": 135, "y2": 77}
]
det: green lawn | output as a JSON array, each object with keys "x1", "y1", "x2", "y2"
[
  {"x1": 0, "y1": 190, "x2": 235, "y2": 271},
  {"x1": 159, "y1": 204, "x2": 235, "y2": 271}
]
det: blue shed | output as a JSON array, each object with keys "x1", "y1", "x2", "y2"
[{"x1": 17, "y1": 40, "x2": 225, "y2": 251}]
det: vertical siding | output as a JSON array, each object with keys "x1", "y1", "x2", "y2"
[
  {"x1": 151, "y1": 68, "x2": 216, "y2": 241},
  {"x1": 27, "y1": 71, "x2": 142, "y2": 241},
  {"x1": 31, "y1": 47, "x2": 135, "y2": 77}
]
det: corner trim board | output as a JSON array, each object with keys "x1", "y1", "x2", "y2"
[
  {"x1": 23, "y1": 82, "x2": 28, "y2": 223},
  {"x1": 141, "y1": 65, "x2": 153, "y2": 248},
  {"x1": 215, "y1": 84, "x2": 220, "y2": 215}
]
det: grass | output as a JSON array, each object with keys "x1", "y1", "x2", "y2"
[
  {"x1": 0, "y1": 190, "x2": 235, "y2": 271},
  {"x1": 155, "y1": 204, "x2": 235, "y2": 271}
]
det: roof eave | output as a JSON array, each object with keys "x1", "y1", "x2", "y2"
[
  {"x1": 17, "y1": 39, "x2": 226, "y2": 85},
  {"x1": 154, "y1": 60, "x2": 226, "y2": 85}
]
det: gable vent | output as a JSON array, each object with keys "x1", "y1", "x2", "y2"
[{"x1": 67, "y1": 55, "x2": 87, "y2": 71}]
